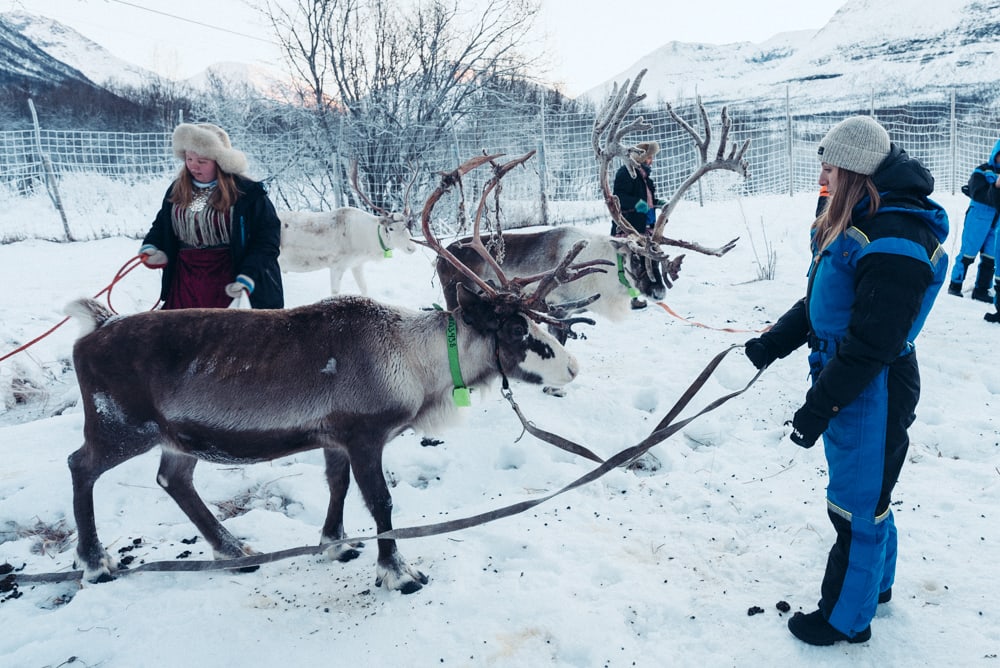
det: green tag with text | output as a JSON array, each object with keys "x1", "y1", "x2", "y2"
[{"x1": 453, "y1": 386, "x2": 472, "y2": 407}]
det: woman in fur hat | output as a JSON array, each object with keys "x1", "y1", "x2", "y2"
[
  {"x1": 743, "y1": 116, "x2": 949, "y2": 645},
  {"x1": 138, "y1": 122, "x2": 284, "y2": 309},
  {"x1": 610, "y1": 140, "x2": 665, "y2": 309}
]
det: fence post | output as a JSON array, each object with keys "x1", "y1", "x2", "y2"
[
  {"x1": 950, "y1": 89, "x2": 957, "y2": 196},
  {"x1": 28, "y1": 98, "x2": 73, "y2": 241},
  {"x1": 332, "y1": 117, "x2": 344, "y2": 207},
  {"x1": 537, "y1": 95, "x2": 550, "y2": 226},
  {"x1": 786, "y1": 86, "x2": 793, "y2": 197}
]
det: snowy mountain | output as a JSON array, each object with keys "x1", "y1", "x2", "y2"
[
  {"x1": 0, "y1": 11, "x2": 155, "y2": 90},
  {"x1": 0, "y1": 12, "x2": 92, "y2": 86},
  {"x1": 0, "y1": 11, "x2": 284, "y2": 96},
  {"x1": 585, "y1": 0, "x2": 1000, "y2": 106},
  {"x1": 4, "y1": 0, "x2": 998, "y2": 109}
]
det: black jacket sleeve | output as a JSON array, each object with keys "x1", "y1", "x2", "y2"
[
  {"x1": 745, "y1": 297, "x2": 810, "y2": 368},
  {"x1": 803, "y1": 252, "x2": 932, "y2": 418},
  {"x1": 968, "y1": 168, "x2": 1000, "y2": 209}
]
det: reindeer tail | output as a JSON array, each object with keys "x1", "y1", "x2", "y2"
[{"x1": 64, "y1": 298, "x2": 115, "y2": 337}]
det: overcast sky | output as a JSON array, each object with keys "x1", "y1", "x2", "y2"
[{"x1": 23, "y1": 0, "x2": 845, "y2": 95}]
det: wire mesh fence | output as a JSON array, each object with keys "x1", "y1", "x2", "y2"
[{"x1": 3, "y1": 88, "x2": 998, "y2": 218}]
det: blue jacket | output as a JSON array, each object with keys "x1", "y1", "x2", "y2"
[
  {"x1": 752, "y1": 145, "x2": 949, "y2": 420},
  {"x1": 962, "y1": 138, "x2": 1000, "y2": 231},
  {"x1": 803, "y1": 145, "x2": 949, "y2": 418}
]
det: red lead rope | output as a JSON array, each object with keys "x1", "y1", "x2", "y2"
[{"x1": 0, "y1": 255, "x2": 151, "y2": 363}]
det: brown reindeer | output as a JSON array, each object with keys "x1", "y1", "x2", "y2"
[{"x1": 64, "y1": 153, "x2": 599, "y2": 594}]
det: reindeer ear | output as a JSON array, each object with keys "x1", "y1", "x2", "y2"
[
  {"x1": 456, "y1": 283, "x2": 501, "y2": 331},
  {"x1": 454, "y1": 282, "x2": 480, "y2": 310}
]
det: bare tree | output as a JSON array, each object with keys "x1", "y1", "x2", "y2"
[{"x1": 260, "y1": 0, "x2": 541, "y2": 211}]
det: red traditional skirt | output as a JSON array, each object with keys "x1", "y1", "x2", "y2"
[{"x1": 163, "y1": 247, "x2": 233, "y2": 310}]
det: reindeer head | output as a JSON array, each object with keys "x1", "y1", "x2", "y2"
[
  {"x1": 420, "y1": 152, "x2": 610, "y2": 359},
  {"x1": 352, "y1": 159, "x2": 418, "y2": 255},
  {"x1": 377, "y1": 211, "x2": 417, "y2": 255}
]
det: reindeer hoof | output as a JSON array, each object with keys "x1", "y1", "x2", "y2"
[
  {"x1": 323, "y1": 540, "x2": 364, "y2": 562},
  {"x1": 375, "y1": 560, "x2": 429, "y2": 593},
  {"x1": 376, "y1": 573, "x2": 428, "y2": 595},
  {"x1": 420, "y1": 436, "x2": 444, "y2": 447},
  {"x1": 542, "y1": 386, "x2": 567, "y2": 397}
]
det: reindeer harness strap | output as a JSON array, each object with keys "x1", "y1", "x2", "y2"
[
  {"x1": 377, "y1": 225, "x2": 392, "y2": 258},
  {"x1": 445, "y1": 314, "x2": 472, "y2": 407},
  {"x1": 616, "y1": 253, "x2": 640, "y2": 298}
]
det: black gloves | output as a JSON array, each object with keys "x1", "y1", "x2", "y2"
[
  {"x1": 787, "y1": 405, "x2": 829, "y2": 448},
  {"x1": 744, "y1": 338, "x2": 775, "y2": 370}
]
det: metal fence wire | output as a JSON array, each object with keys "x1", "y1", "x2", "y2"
[{"x1": 3, "y1": 90, "x2": 998, "y2": 212}]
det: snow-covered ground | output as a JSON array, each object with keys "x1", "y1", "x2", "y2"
[{"x1": 1, "y1": 188, "x2": 997, "y2": 666}]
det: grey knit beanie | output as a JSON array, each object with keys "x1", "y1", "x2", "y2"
[
  {"x1": 172, "y1": 123, "x2": 249, "y2": 176},
  {"x1": 817, "y1": 116, "x2": 891, "y2": 176}
]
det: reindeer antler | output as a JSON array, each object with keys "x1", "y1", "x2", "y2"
[
  {"x1": 419, "y1": 153, "x2": 504, "y2": 298},
  {"x1": 349, "y1": 159, "x2": 390, "y2": 216},
  {"x1": 401, "y1": 160, "x2": 419, "y2": 223},
  {"x1": 592, "y1": 69, "x2": 652, "y2": 239},
  {"x1": 421, "y1": 152, "x2": 608, "y2": 331},
  {"x1": 650, "y1": 98, "x2": 750, "y2": 248}
]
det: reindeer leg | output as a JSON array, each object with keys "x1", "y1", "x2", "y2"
[
  {"x1": 68, "y1": 432, "x2": 157, "y2": 582},
  {"x1": 320, "y1": 447, "x2": 364, "y2": 562},
  {"x1": 329, "y1": 268, "x2": 344, "y2": 296},
  {"x1": 351, "y1": 265, "x2": 369, "y2": 297},
  {"x1": 156, "y1": 450, "x2": 255, "y2": 567},
  {"x1": 348, "y1": 436, "x2": 428, "y2": 594}
]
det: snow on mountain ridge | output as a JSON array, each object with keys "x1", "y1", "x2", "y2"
[
  {"x1": 2, "y1": 11, "x2": 156, "y2": 90},
  {"x1": 585, "y1": 0, "x2": 1000, "y2": 106}
]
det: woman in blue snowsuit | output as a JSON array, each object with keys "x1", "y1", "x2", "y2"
[
  {"x1": 948, "y1": 138, "x2": 1000, "y2": 302},
  {"x1": 744, "y1": 116, "x2": 949, "y2": 646}
]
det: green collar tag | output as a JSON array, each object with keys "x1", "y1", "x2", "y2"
[
  {"x1": 617, "y1": 253, "x2": 639, "y2": 298},
  {"x1": 378, "y1": 225, "x2": 392, "y2": 258},
  {"x1": 445, "y1": 314, "x2": 471, "y2": 407}
]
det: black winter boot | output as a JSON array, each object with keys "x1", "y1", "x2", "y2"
[
  {"x1": 985, "y1": 280, "x2": 1000, "y2": 324},
  {"x1": 949, "y1": 257, "x2": 975, "y2": 296},
  {"x1": 972, "y1": 257, "x2": 995, "y2": 303},
  {"x1": 788, "y1": 609, "x2": 871, "y2": 646}
]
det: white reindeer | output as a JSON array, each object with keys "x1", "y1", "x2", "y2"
[
  {"x1": 279, "y1": 207, "x2": 415, "y2": 295},
  {"x1": 279, "y1": 161, "x2": 418, "y2": 296}
]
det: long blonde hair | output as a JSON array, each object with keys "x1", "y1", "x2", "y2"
[
  {"x1": 812, "y1": 168, "x2": 881, "y2": 253},
  {"x1": 168, "y1": 164, "x2": 241, "y2": 210}
]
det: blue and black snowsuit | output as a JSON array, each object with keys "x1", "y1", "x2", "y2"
[
  {"x1": 747, "y1": 145, "x2": 949, "y2": 638},
  {"x1": 949, "y1": 138, "x2": 1000, "y2": 300}
]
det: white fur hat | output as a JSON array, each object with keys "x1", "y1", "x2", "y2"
[
  {"x1": 632, "y1": 141, "x2": 660, "y2": 163},
  {"x1": 172, "y1": 123, "x2": 249, "y2": 176}
]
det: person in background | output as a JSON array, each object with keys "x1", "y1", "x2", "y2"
[
  {"x1": 611, "y1": 140, "x2": 665, "y2": 309},
  {"x1": 139, "y1": 122, "x2": 283, "y2": 309},
  {"x1": 816, "y1": 183, "x2": 830, "y2": 217},
  {"x1": 743, "y1": 116, "x2": 948, "y2": 646},
  {"x1": 947, "y1": 138, "x2": 1000, "y2": 302}
]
